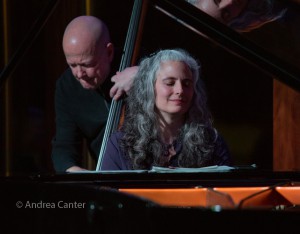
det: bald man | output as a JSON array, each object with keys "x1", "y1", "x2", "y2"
[{"x1": 51, "y1": 16, "x2": 136, "y2": 172}]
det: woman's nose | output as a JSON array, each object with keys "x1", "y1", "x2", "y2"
[{"x1": 175, "y1": 83, "x2": 183, "y2": 94}]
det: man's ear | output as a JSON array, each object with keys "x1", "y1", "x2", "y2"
[{"x1": 106, "y1": 42, "x2": 114, "y2": 62}]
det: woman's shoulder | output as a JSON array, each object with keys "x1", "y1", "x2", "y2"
[
  {"x1": 214, "y1": 131, "x2": 232, "y2": 166},
  {"x1": 109, "y1": 130, "x2": 125, "y2": 142}
]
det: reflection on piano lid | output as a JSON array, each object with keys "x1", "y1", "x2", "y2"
[{"x1": 150, "y1": 0, "x2": 300, "y2": 91}]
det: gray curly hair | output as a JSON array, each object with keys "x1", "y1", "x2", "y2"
[{"x1": 120, "y1": 48, "x2": 218, "y2": 169}]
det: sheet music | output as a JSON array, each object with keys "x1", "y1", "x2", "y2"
[
  {"x1": 68, "y1": 165, "x2": 234, "y2": 174},
  {"x1": 68, "y1": 170, "x2": 148, "y2": 174},
  {"x1": 149, "y1": 165, "x2": 235, "y2": 173}
]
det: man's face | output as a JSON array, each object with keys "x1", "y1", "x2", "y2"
[
  {"x1": 195, "y1": 0, "x2": 248, "y2": 24},
  {"x1": 65, "y1": 42, "x2": 113, "y2": 90}
]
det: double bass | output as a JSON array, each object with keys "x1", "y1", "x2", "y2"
[{"x1": 96, "y1": 0, "x2": 148, "y2": 171}]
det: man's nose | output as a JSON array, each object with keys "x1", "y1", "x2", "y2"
[
  {"x1": 219, "y1": 0, "x2": 234, "y2": 8},
  {"x1": 220, "y1": 0, "x2": 245, "y2": 9},
  {"x1": 75, "y1": 66, "x2": 84, "y2": 79}
]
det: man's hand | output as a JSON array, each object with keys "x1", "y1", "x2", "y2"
[
  {"x1": 66, "y1": 166, "x2": 88, "y2": 172},
  {"x1": 110, "y1": 66, "x2": 138, "y2": 100}
]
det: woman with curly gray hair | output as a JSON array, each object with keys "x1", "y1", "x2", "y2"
[{"x1": 101, "y1": 49, "x2": 232, "y2": 170}]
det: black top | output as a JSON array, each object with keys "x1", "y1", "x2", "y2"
[
  {"x1": 51, "y1": 68, "x2": 113, "y2": 172},
  {"x1": 101, "y1": 131, "x2": 233, "y2": 170}
]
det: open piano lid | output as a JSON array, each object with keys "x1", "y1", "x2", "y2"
[{"x1": 150, "y1": 0, "x2": 300, "y2": 90}]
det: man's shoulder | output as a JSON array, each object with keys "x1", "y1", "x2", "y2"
[
  {"x1": 56, "y1": 68, "x2": 76, "y2": 85},
  {"x1": 56, "y1": 68, "x2": 83, "y2": 94}
]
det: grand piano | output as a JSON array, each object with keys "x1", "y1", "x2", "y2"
[{"x1": 1, "y1": 0, "x2": 300, "y2": 233}]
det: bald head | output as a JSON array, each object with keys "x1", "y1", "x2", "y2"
[
  {"x1": 62, "y1": 16, "x2": 111, "y2": 56},
  {"x1": 62, "y1": 16, "x2": 114, "y2": 90}
]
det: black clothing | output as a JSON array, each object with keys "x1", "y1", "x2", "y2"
[
  {"x1": 101, "y1": 131, "x2": 232, "y2": 170},
  {"x1": 51, "y1": 68, "x2": 112, "y2": 172}
]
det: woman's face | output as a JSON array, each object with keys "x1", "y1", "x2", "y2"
[
  {"x1": 194, "y1": 0, "x2": 248, "y2": 24},
  {"x1": 155, "y1": 60, "x2": 194, "y2": 119}
]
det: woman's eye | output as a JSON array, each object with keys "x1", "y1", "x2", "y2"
[
  {"x1": 183, "y1": 80, "x2": 192, "y2": 87},
  {"x1": 163, "y1": 79, "x2": 175, "y2": 86}
]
